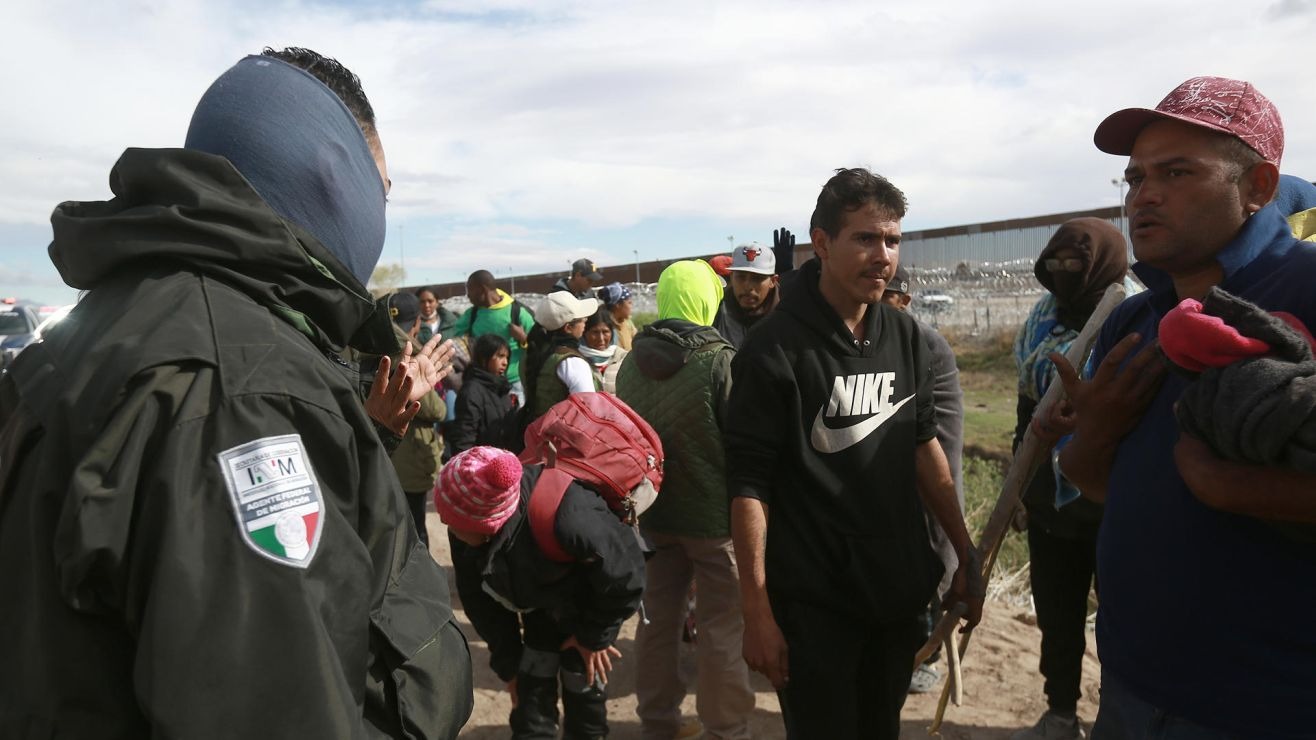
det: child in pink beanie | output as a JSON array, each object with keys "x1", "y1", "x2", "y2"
[{"x1": 435, "y1": 446, "x2": 646, "y2": 740}]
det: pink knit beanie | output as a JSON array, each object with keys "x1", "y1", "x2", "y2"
[{"x1": 433, "y1": 446, "x2": 523, "y2": 535}]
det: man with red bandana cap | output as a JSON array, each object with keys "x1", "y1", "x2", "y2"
[{"x1": 1052, "y1": 77, "x2": 1316, "y2": 738}]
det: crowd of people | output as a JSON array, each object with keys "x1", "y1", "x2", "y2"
[{"x1": 0, "y1": 43, "x2": 1314, "y2": 740}]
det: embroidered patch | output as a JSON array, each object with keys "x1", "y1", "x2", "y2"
[{"x1": 218, "y1": 434, "x2": 324, "y2": 568}]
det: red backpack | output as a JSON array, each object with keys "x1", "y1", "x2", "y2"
[{"x1": 520, "y1": 392, "x2": 664, "y2": 562}]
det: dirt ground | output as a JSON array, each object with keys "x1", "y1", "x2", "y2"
[{"x1": 427, "y1": 514, "x2": 1100, "y2": 739}]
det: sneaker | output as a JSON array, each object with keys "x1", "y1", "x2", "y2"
[
  {"x1": 675, "y1": 718, "x2": 704, "y2": 739},
  {"x1": 1010, "y1": 710, "x2": 1085, "y2": 740},
  {"x1": 908, "y1": 663, "x2": 941, "y2": 694}
]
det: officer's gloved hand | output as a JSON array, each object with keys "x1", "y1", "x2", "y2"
[{"x1": 773, "y1": 227, "x2": 795, "y2": 275}]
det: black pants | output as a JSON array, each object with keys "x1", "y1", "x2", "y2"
[
  {"x1": 512, "y1": 610, "x2": 608, "y2": 740},
  {"x1": 1027, "y1": 524, "x2": 1097, "y2": 713},
  {"x1": 775, "y1": 600, "x2": 921, "y2": 740},
  {"x1": 917, "y1": 600, "x2": 943, "y2": 664},
  {"x1": 405, "y1": 490, "x2": 429, "y2": 548}
]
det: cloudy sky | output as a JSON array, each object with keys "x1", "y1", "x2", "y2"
[{"x1": 3, "y1": 0, "x2": 1313, "y2": 304}]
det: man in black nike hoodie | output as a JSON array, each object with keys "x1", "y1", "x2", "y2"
[{"x1": 725, "y1": 168, "x2": 983, "y2": 739}]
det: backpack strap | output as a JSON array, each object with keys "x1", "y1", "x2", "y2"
[
  {"x1": 528, "y1": 467, "x2": 576, "y2": 563},
  {"x1": 470, "y1": 301, "x2": 523, "y2": 338},
  {"x1": 466, "y1": 305, "x2": 480, "y2": 337}
]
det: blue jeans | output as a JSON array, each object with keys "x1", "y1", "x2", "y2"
[{"x1": 1093, "y1": 670, "x2": 1241, "y2": 740}]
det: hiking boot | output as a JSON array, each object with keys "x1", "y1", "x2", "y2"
[
  {"x1": 1010, "y1": 710, "x2": 1085, "y2": 740},
  {"x1": 908, "y1": 663, "x2": 941, "y2": 694},
  {"x1": 675, "y1": 718, "x2": 704, "y2": 739}
]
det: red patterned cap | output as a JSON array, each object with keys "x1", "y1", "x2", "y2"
[{"x1": 1094, "y1": 76, "x2": 1283, "y2": 164}]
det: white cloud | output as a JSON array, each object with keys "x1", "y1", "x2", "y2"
[{"x1": 3, "y1": 0, "x2": 1314, "y2": 286}]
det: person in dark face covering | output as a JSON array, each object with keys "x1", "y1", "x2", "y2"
[
  {"x1": 1033, "y1": 217, "x2": 1129, "y2": 331},
  {"x1": 1011, "y1": 217, "x2": 1128, "y2": 740}
]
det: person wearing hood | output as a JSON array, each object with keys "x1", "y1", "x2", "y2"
[
  {"x1": 724, "y1": 168, "x2": 982, "y2": 739},
  {"x1": 615, "y1": 260, "x2": 753, "y2": 740},
  {"x1": 1010, "y1": 217, "x2": 1135, "y2": 740},
  {"x1": 713, "y1": 243, "x2": 781, "y2": 348},
  {"x1": 0, "y1": 48, "x2": 472, "y2": 738}
]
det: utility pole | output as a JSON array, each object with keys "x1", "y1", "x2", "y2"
[
  {"x1": 509, "y1": 268, "x2": 516, "y2": 296},
  {"x1": 1110, "y1": 178, "x2": 1127, "y2": 236},
  {"x1": 632, "y1": 250, "x2": 640, "y2": 284}
]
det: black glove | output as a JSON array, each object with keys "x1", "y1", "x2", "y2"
[{"x1": 772, "y1": 227, "x2": 795, "y2": 275}]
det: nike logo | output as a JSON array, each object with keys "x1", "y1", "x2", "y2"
[{"x1": 810, "y1": 371, "x2": 914, "y2": 453}]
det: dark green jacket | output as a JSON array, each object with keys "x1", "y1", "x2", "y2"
[
  {"x1": 615, "y1": 320, "x2": 734, "y2": 537},
  {"x1": 0, "y1": 149, "x2": 472, "y2": 739},
  {"x1": 531, "y1": 349, "x2": 600, "y2": 419},
  {"x1": 389, "y1": 326, "x2": 447, "y2": 493}
]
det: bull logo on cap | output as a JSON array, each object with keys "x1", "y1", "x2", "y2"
[{"x1": 743, "y1": 247, "x2": 762, "y2": 262}]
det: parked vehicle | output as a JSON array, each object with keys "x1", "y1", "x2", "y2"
[{"x1": 0, "y1": 303, "x2": 71, "y2": 370}]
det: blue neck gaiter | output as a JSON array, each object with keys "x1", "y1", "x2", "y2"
[{"x1": 184, "y1": 55, "x2": 386, "y2": 288}]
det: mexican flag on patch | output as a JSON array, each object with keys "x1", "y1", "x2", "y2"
[{"x1": 218, "y1": 434, "x2": 325, "y2": 568}]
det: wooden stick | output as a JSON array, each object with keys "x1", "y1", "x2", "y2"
[
  {"x1": 913, "y1": 603, "x2": 965, "y2": 667},
  {"x1": 924, "y1": 283, "x2": 1127, "y2": 732},
  {"x1": 945, "y1": 631, "x2": 963, "y2": 706}
]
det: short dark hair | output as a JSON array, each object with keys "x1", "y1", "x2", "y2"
[
  {"x1": 471, "y1": 333, "x2": 511, "y2": 369},
  {"x1": 810, "y1": 168, "x2": 908, "y2": 239},
  {"x1": 414, "y1": 286, "x2": 440, "y2": 299},
  {"x1": 261, "y1": 47, "x2": 376, "y2": 135},
  {"x1": 584, "y1": 308, "x2": 616, "y2": 333},
  {"x1": 466, "y1": 270, "x2": 496, "y2": 289},
  {"x1": 1212, "y1": 133, "x2": 1265, "y2": 183}
]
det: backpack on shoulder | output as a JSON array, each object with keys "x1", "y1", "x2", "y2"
[{"x1": 520, "y1": 392, "x2": 664, "y2": 562}]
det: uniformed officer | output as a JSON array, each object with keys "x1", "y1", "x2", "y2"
[{"x1": 0, "y1": 48, "x2": 473, "y2": 738}]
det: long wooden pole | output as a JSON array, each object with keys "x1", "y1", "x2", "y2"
[{"x1": 921, "y1": 283, "x2": 1127, "y2": 732}]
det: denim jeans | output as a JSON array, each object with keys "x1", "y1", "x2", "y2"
[{"x1": 1092, "y1": 670, "x2": 1241, "y2": 740}]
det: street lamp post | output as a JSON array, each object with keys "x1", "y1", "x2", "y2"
[
  {"x1": 1110, "y1": 178, "x2": 1127, "y2": 235},
  {"x1": 632, "y1": 250, "x2": 640, "y2": 285}
]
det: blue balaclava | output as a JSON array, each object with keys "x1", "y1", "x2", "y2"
[{"x1": 184, "y1": 55, "x2": 386, "y2": 288}]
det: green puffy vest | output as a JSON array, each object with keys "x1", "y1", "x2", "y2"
[
  {"x1": 532, "y1": 350, "x2": 601, "y2": 419},
  {"x1": 615, "y1": 335, "x2": 732, "y2": 538}
]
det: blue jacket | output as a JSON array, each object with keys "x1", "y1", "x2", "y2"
[{"x1": 1091, "y1": 204, "x2": 1316, "y2": 738}]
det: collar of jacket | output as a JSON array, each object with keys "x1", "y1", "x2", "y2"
[
  {"x1": 778, "y1": 256, "x2": 883, "y2": 357},
  {"x1": 49, "y1": 147, "x2": 377, "y2": 352},
  {"x1": 465, "y1": 364, "x2": 512, "y2": 393},
  {"x1": 1131, "y1": 203, "x2": 1293, "y2": 300}
]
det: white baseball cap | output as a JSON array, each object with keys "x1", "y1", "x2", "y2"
[{"x1": 535, "y1": 292, "x2": 599, "y2": 331}]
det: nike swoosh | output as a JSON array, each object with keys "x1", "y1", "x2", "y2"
[{"x1": 810, "y1": 394, "x2": 915, "y2": 454}]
